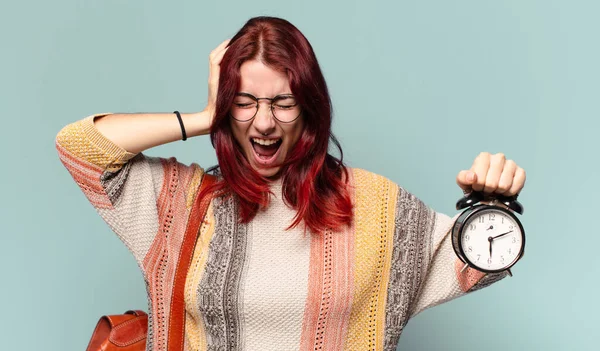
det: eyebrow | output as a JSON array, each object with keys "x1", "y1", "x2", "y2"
[{"x1": 235, "y1": 92, "x2": 295, "y2": 98}]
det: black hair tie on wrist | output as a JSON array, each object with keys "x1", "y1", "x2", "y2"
[{"x1": 174, "y1": 110, "x2": 187, "y2": 141}]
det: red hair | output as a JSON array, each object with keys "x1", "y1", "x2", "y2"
[{"x1": 205, "y1": 16, "x2": 353, "y2": 234}]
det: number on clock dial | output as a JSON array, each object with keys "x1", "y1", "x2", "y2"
[{"x1": 461, "y1": 209, "x2": 523, "y2": 270}]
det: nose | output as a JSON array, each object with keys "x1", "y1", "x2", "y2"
[{"x1": 252, "y1": 101, "x2": 277, "y2": 135}]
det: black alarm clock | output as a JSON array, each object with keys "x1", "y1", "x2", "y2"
[{"x1": 451, "y1": 191, "x2": 525, "y2": 276}]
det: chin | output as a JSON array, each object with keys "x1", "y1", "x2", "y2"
[{"x1": 255, "y1": 165, "x2": 282, "y2": 179}]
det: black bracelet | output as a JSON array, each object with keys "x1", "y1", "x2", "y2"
[{"x1": 174, "y1": 111, "x2": 187, "y2": 141}]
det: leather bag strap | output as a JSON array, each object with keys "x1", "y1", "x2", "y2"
[{"x1": 167, "y1": 173, "x2": 217, "y2": 350}]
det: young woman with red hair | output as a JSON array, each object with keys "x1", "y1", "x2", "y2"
[{"x1": 56, "y1": 16, "x2": 526, "y2": 351}]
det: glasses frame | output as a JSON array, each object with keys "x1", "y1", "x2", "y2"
[{"x1": 230, "y1": 92, "x2": 302, "y2": 123}]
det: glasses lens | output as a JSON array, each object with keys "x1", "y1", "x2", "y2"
[
  {"x1": 272, "y1": 96, "x2": 301, "y2": 122},
  {"x1": 231, "y1": 95, "x2": 257, "y2": 121}
]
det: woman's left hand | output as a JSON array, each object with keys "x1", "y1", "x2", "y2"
[{"x1": 456, "y1": 152, "x2": 526, "y2": 197}]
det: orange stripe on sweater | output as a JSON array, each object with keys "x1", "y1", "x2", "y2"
[
  {"x1": 322, "y1": 173, "x2": 355, "y2": 350},
  {"x1": 299, "y1": 230, "x2": 325, "y2": 350},
  {"x1": 300, "y1": 171, "x2": 355, "y2": 350},
  {"x1": 142, "y1": 157, "x2": 197, "y2": 351},
  {"x1": 455, "y1": 258, "x2": 487, "y2": 292},
  {"x1": 56, "y1": 143, "x2": 113, "y2": 209}
]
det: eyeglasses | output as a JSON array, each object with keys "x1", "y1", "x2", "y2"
[{"x1": 230, "y1": 92, "x2": 302, "y2": 123}]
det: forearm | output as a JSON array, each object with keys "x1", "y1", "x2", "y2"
[{"x1": 93, "y1": 110, "x2": 212, "y2": 154}]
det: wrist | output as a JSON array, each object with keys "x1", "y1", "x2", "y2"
[{"x1": 184, "y1": 110, "x2": 212, "y2": 137}]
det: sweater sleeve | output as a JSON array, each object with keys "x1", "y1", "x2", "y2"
[
  {"x1": 407, "y1": 197, "x2": 509, "y2": 318},
  {"x1": 383, "y1": 182, "x2": 509, "y2": 330},
  {"x1": 55, "y1": 113, "x2": 202, "y2": 269}
]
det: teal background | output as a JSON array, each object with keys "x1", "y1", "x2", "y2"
[{"x1": 1, "y1": 0, "x2": 598, "y2": 350}]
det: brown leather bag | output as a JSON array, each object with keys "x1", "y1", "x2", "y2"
[{"x1": 85, "y1": 174, "x2": 217, "y2": 351}]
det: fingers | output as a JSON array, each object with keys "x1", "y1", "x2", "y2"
[
  {"x1": 209, "y1": 48, "x2": 228, "y2": 89},
  {"x1": 456, "y1": 170, "x2": 476, "y2": 193},
  {"x1": 209, "y1": 39, "x2": 231, "y2": 78},
  {"x1": 483, "y1": 153, "x2": 506, "y2": 193},
  {"x1": 213, "y1": 44, "x2": 229, "y2": 65},
  {"x1": 470, "y1": 152, "x2": 491, "y2": 192},
  {"x1": 497, "y1": 159, "x2": 517, "y2": 195},
  {"x1": 459, "y1": 152, "x2": 526, "y2": 198},
  {"x1": 508, "y1": 167, "x2": 526, "y2": 196},
  {"x1": 215, "y1": 38, "x2": 231, "y2": 52},
  {"x1": 209, "y1": 39, "x2": 231, "y2": 64},
  {"x1": 207, "y1": 39, "x2": 231, "y2": 106}
]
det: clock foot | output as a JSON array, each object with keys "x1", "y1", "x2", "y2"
[
  {"x1": 460, "y1": 263, "x2": 469, "y2": 273},
  {"x1": 507, "y1": 269, "x2": 513, "y2": 277}
]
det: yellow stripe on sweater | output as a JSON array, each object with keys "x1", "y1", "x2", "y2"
[
  {"x1": 55, "y1": 113, "x2": 137, "y2": 172},
  {"x1": 376, "y1": 182, "x2": 398, "y2": 348},
  {"x1": 183, "y1": 193, "x2": 216, "y2": 351},
  {"x1": 344, "y1": 168, "x2": 397, "y2": 350}
]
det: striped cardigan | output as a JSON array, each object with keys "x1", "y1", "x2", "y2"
[{"x1": 55, "y1": 113, "x2": 507, "y2": 351}]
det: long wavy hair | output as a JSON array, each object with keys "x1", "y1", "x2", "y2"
[{"x1": 204, "y1": 16, "x2": 353, "y2": 234}]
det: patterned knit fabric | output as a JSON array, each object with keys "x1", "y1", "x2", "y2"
[{"x1": 56, "y1": 113, "x2": 508, "y2": 351}]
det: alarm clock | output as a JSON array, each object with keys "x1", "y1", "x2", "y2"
[{"x1": 451, "y1": 191, "x2": 525, "y2": 276}]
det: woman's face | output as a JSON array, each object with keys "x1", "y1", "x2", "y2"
[{"x1": 230, "y1": 59, "x2": 305, "y2": 178}]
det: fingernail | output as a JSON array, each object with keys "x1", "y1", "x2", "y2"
[{"x1": 467, "y1": 172, "x2": 474, "y2": 182}]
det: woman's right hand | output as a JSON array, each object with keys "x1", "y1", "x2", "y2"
[
  {"x1": 204, "y1": 39, "x2": 231, "y2": 125},
  {"x1": 86, "y1": 40, "x2": 232, "y2": 154}
]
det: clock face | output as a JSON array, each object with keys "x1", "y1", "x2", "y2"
[{"x1": 460, "y1": 208, "x2": 524, "y2": 271}]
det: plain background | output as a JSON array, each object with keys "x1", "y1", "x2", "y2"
[{"x1": 2, "y1": 0, "x2": 598, "y2": 350}]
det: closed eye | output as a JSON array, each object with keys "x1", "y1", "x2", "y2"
[
  {"x1": 234, "y1": 103, "x2": 255, "y2": 108},
  {"x1": 274, "y1": 104, "x2": 297, "y2": 109}
]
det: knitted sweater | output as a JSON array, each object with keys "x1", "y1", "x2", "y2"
[{"x1": 55, "y1": 113, "x2": 507, "y2": 351}]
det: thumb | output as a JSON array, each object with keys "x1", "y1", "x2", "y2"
[{"x1": 456, "y1": 170, "x2": 477, "y2": 192}]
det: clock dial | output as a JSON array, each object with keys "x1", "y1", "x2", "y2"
[{"x1": 460, "y1": 208, "x2": 523, "y2": 270}]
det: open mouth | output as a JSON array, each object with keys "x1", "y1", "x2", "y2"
[{"x1": 250, "y1": 137, "x2": 283, "y2": 165}]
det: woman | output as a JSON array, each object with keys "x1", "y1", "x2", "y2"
[{"x1": 56, "y1": 16, "x2": 526, "y2": 351}]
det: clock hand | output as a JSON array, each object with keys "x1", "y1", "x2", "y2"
[
  {"x1": 491, "y1": 230, "x2": 513, "y2": 240},
  {"x1": 488, "y1": 237, "x2": 493, "y2": 259}
]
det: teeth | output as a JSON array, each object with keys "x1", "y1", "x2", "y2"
[{"x1": 252, "y1": 137, "x2": 281, "y2": 146}]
